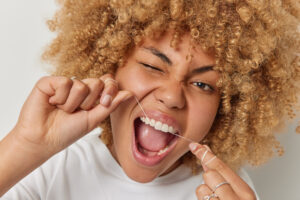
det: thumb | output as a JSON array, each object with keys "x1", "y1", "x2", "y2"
[{"x1": 86, "y1": 90, "x2": 133, "y2": 131}]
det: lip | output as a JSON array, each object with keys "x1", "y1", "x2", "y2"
[{"x1": 131, "y1": 110, "x2": 181, "y2": 166}]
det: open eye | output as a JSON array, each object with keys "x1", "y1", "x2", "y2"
[
  {"x1": 139, "y1": 62, "x2": 164, "y2": 72},
  {"x1": 192, "y1": 82, "x2": 214, "y2": 92}
]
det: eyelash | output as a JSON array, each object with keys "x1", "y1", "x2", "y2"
[
  {"x1": 140, "y1": 62, "x2": 163, "y2": 72},
  {"x1": 140, "y1": 62, "x2": 214, "y2": 92},
  {"x1": 192, "y1": 82, "x2": 214, "y2": 92}
]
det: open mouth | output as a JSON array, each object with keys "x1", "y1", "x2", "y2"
[{"x1": 132, "y1": 113, "x2": 179, "y2": 166}]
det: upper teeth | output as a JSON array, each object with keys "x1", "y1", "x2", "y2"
[{"x1": 140, "y1": 117, "x2": 177, "y2": 134}]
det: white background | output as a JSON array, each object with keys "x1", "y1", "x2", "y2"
[{"x1": 0, "y1": 1, "x2": 299, "y2": 199}]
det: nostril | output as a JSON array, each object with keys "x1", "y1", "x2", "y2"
[{"x1": 153, "y1": 84, "x2": 186, "y2": 109}]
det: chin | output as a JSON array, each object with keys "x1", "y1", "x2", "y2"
[
  {"x1": 125, "y1": 169, "x2": 158, "y2": 183},
  {"x1": 120, "y1": 155, "x2": 178, "y2": 183}
]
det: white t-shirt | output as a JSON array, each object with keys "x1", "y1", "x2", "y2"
[{"x1": 2, "y1": 133, "x2": 259, "y2": 200}]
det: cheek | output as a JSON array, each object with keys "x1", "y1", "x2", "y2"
[
  {"x1": 116, "y1": 64, "x2": 155, "y2": 97},
  {"x1": 187, "y1": 97, "x2": 219, "y2": 140},
  {"x1": 110, "y1": 99, "x2": 135, "y2": 159}
]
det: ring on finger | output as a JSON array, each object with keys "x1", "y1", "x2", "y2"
[
  {"x1": 213, "y1": 181, "x2": 230, "y2": 193},
  {"x1": 203, "y1": 193, "x2": 218, "y2": 200}
]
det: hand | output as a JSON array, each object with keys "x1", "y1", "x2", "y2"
[
  {"x1": 12, "y1": 74, "x2": 132, "y2": 157},
  {"x1": 189, "y1": 143, "x2": 256, "y2": 200}
]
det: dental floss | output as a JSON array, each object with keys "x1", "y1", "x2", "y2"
[
  {"x1": 134, "y1": 96, "x2": 197, "y2": 143},
  {"x1": 204, "y1": 155, "x2": 216, "y2": 166},
  {"x1": 201, "y1": 149, "x2": 209, "y2": 163}
]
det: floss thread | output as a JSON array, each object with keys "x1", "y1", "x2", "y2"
[{"x1": 134, "y1": 96, "x2": 197, "y2": 143}]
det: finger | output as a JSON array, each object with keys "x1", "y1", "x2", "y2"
[
  {"x1": 195, "y1": 184, "x2": 218, "y2": 200},
  {"x1": 86, "y1": 90, "x2": 133, "y2": 131},
  {"x1": 35, "y1": 76, "x2": 73, "y2": 105},
  {"x1": 189, "y1": 143, "x2": 254, "y2": 198},
  {"x1": 99, "y1": 74, "x2": 119, "y2": 107},
  {"x1": 203, "y1": 169, "x2": 238, "y2": 200},
  {"x1": 57, "y1": 79, "x2": 89, "y2": 113},
  {"x1": 80, "y1": 78, "x2": 104, "y2": 110}
]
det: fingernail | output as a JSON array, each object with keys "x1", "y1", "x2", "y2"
[
  {"x1": 101, "y1": 95, "x2": 112, "y2": 107},
  {"x1": 189, "y1": 143, "x2": 199, "y2": 152}
]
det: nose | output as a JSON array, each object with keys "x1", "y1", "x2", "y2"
[{"x1": 154, "y1": 80, "x2": 186, "y2": 110}]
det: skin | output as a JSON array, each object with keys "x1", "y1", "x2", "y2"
[
  {"x1": 110, "y1": 31, "x2": 220, "y2": 182},
  {"x1": 0, "y1": 74, "x2": 133, "y2": 195},
  {"x1": 0, "y1": 30, "x2": 256, "y2": 199},
  {"x1": 190, "y1": 143, "x2": 256, "y2": 200}
]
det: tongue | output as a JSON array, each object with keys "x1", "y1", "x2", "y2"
[{"x1": 136, "y1": 120, "x2": 173, "y2": 152}]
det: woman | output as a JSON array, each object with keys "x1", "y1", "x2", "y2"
[{"x1": 0, "y1": 0, "x2": 299, "y2": 199}]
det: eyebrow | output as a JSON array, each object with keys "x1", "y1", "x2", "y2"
[
  {"x1": 143, "y1": 47, "x2": 172, "y2": 65},
  {"x1": 190, "y1": 66, "x2": 214, "y2": 74},
  {"x1": 143, "y1": 46, "x2": 214, "y2": 74}
]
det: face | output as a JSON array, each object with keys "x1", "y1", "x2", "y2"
[{"x1": 110, "y1": 30, "x2": 220, "y2": 183}]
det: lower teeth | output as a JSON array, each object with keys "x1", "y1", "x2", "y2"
[{"x1": 157, "y1": 146, "x2": 168, "y2": 155}]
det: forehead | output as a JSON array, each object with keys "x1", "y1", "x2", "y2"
[{"x1": 137, "y1": 31, "x2": 216, "y2": 67}]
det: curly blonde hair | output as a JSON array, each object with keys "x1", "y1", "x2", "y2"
[{"x1": 43, "y1": 0, "x2": 300, "y2": 172}]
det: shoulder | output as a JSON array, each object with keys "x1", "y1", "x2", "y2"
[
  {"x1": 1, "y1": 132, "x2": 104, "y2": 199},
  {"x1": 48, "y1": 131, "x2": 105, "y2": 172}
]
